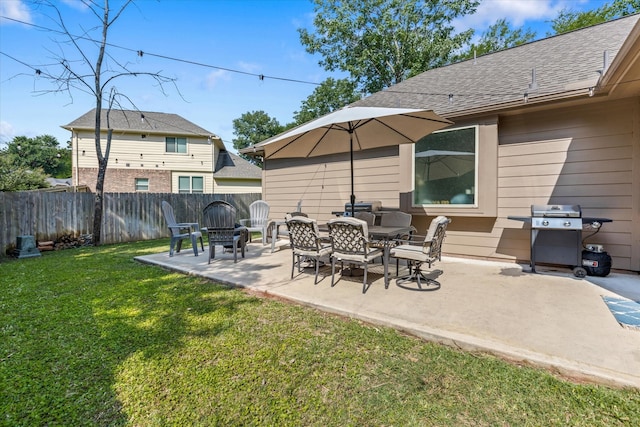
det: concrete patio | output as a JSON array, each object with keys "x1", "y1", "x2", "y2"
[{"x1": 136, "y1": 240, "x2": 640, "y2": 389}]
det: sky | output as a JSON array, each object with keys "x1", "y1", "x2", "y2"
[{"x1": 0, "y1": 0, "x2": 609, "y2": 151}]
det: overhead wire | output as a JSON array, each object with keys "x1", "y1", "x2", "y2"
[
  {"x1": 3, "y1": 14, "x2": 640, "y2": 122},
  {"x1": 0, "y1": 15, "x2": 322, "y2": 87}
]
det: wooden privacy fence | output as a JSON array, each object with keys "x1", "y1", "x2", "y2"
[{"x1": 0, "y1": 192, "x2": 261, "y2": 257}]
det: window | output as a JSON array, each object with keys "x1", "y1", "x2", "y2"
[
  {"x1": 178, "y1": 176, "x2": 204, "y2": 193},
  {"x1": 414, "y1": 126, "x2": 477, "y2": 206},
  {"x1": 165, "y1": 137, "x2": 187, "y2": 153},
  {"x1": 135, "y1": 178, "x2": 149, "y2": 192}
]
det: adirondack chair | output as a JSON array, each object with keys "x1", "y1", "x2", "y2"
[
  {"x1": 239, "y1": 200, "x2": 270, "y2": 245},
  {"x1": 161, "y1": 201, "x2": 204, "y2": 257}
]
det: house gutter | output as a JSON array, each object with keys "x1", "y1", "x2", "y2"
[
  {"x1": 71, "y1": 128, "x2": 79, "y2": 187},
  {"x1": 597, "y1": 19, "x2": 640, "y2": 95}
]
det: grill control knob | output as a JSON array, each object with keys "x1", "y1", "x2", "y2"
[
  {"x1": 542, "y1": 220, "x2": 549, "y2": 226},
  {"x1": 564, "y1": 221, "x2": 571, "y2": 227}
]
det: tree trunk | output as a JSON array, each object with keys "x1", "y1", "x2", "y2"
[{"x1": 91, "y1": 0, "x2": 110, "y2": 246}]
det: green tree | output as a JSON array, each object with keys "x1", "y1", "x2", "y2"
[
  {"x1": 298, "y1": 0, "x2": 479, "y2": 94},
  {"x1": 6, "y1": 135, "x2": 70, "y2": 178},
  {"x1": 292, "y1": 78, "x2": 361, "y2": 125},
  {"x1": 0, "y1": 151, "x2": 49, "y2": 191},
  {"x1": 232, "y1": 111, "x2": 284, "y2": 167},
  {"x1": 550, "y1": 0, "x2": 640, "y2": 35},
  {"x1": 456, "y1": 18, "x2": 536, "y2": 61}
]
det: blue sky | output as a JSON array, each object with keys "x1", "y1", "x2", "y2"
[{"x1": 0, "y1": 0, "x2": 607, "y2": 150}]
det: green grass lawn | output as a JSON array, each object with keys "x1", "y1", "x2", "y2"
[{"x1": 1, "y1": 240, "x2": 639, "y2": 426}]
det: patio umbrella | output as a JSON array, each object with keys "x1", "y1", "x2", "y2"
[
  {"x1": 415, "y1": 149, "x2": 475, "y2": 181},
  {"x1": 251, "y1": 106, "x2": 452, "y2": 215}
]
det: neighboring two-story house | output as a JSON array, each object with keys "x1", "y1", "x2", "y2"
[{"x1": 63, "y1": 109, "x2": 261, "y2": 194}]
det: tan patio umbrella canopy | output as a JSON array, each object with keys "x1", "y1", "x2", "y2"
[
  {"x1": 253, "y1": 106, "x2": 452, "y2": 159},
  {"x1": 249, "y1": 106, "x2": 453, "y2": 215}
]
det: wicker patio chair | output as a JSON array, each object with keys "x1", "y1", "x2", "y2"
[
  {"x1": 327, "y1": 217, "x2": 385, "y2": 293},
  {"x1": 285, "y1": 216, "x2": 332, "y2": 284}
]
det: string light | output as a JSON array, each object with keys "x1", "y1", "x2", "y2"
[{"x1": 0, "y1": 16, "x2": 321, "y2": 87}]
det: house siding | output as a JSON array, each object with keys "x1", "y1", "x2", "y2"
[
  {"x1": 263, "y1": 146, "x2": 402, "y2": 222},
  {"x1": 261, "y1": 97, "x2": 639, "y2": 272},
  {"x1": 495, "y1": 97, "x2": 638, "y2": 271},
  {"x1": 72, "y1": 130, "x2": 217, "y2": 192},
  {"x1": 214, "y1": 179, "x2": 262, "y2": 194}
]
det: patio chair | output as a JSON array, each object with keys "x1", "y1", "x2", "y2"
[
  {"x1": 389, "y1": 216, "x2": 450, "y2": 291},
  {"x1": 202, "y1": 200, "x2": 246, "y2": 263},
  {"x1": 161, "y1": 200, "x2": 204, "y2": 257},
  {"x1": 327, "y1": 217, "x2": 385, "y2": 293},
  {"x1": 270, "y1": 211, "x2": 310, "y2": 253},
  {"x1": 354, "y1": 211, "x2": 376, "y2": 226},
  {"x1": 286, "y1": 216, "x2": 332, "y2": 284},
  {"x1": 239, "y1": 200, "x2": 270, "y2": 245}
]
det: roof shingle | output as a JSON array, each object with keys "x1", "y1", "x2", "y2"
[
  {"x1": 63, "y1": 108, "x2": 216, "y2": 138},
  {"x1": 355, "y1": 15, "x2": 640, "y2": 117}
]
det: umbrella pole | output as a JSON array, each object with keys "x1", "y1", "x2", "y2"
[{"x1": 349, "y1": 130, "x2": 355, "y2": 216}]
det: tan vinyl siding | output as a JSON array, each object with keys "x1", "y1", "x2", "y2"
[
  {"x1": 259, "y1": 98, "x2": 639, "y2": 272},
  {"x1": 495, "y1": 98, "x2": 638, "y2": 271},
  {"x1": 73, "y1": 130, "x2": 216, "y2": 193},
  {"x1": 213, "y1": 179, "x2": 262, "y2": 194},
  {"x1": 75, "y1": 131, "x2": 214, "y2": 172},
  {"x1": 263, "y1": 147, "x2": 402, "y2": 223}
]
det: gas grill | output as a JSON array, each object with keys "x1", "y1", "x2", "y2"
[
  {"x1": 332, "y1": 201, "x2": 382, "y2": 217},
  {"x1": 531, "y1": 204, "x2": 582, "y2": 230},
  {"x1": 508, "y1": 204, "x2": 612, "y2": 277},
  {"x1": 344, "y1": 201, "x2": 382, "y2": 215}
]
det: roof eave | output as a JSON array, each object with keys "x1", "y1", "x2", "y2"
[{"x1": 598, "y1": 18, "x2": 640, "y2": 96}]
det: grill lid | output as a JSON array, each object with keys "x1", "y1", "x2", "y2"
[
  {"x1": 531, "y1": 204, "x2": 581, "y2": 218},
  {"x1": 344, "y1": 201, "x2": 382, "y2": 212}
]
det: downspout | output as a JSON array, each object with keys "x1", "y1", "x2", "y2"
[
  {"x1": 72, "y1": 128, "x2": 79, "y2": 188},
  {"x1": 209, "y1": 136, "x2": 215, "y2": 194}
]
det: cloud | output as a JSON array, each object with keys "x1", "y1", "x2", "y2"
[
  {"x1": 453, "y1": 0, "x2": 587, "y2": 34},
  {"x1": 60, "y1": 0, "x2": 90, "y2": 11},
  {"x1": 204, "y1": 69, "x2": 231, "y2": 89},
  {"x1": 237, "y1": 61, "x2": 262, "y2": 74},
  {"x1": 0, "y1": 120, "x2": 16, "y2": 144},
  {"x1": 0, "y1": 0, "x2": 32, "y2": 24}
]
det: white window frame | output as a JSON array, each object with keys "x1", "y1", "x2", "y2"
[
  {"x1": 166, "y1": 136, "x2": 187, "y2": 154},
  {"x1": 413, "y1": 125, "x2": 478, "y2": 208},
  {"x1": 178, "y1": 175, "x2": 204, "y2": 194},
  {"x1": 135, "y1": 178, "x2": 149, "y2": 192}
]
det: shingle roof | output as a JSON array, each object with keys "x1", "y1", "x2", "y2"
[
  {"x1": 214, "y1": 151, "x2": 262, "y2": 179},
  {"x1": 63, "y1": 108, "x2": 216, "y2": 138},
  {"x1": 354, "y1": 14, "x2": 640, "y2": 117}
]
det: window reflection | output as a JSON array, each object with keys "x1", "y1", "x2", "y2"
[{"x1": 414, "y1": 126, "x2": 477, "y2": 205}]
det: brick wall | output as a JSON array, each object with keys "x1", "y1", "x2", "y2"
[{"x1": 77, "y1": 168, "x2": 172, "y2": 192}]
